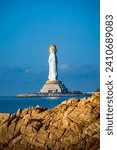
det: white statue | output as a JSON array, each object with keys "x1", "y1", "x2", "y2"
[{"x1": 48, "y1": 45, "x2": 58, "y2": 81}]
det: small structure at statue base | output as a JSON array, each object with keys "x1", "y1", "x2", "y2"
[
  {"x1": 40, "y1": 44, "x2": 69, "y2": 94},
  {"x1": 40, "y1": 80, "x2": 68, "y2": 94}
]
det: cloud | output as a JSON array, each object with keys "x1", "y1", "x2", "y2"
[
  {"x1": 59, "y1": 64, "x2": 100, "y2": 77},
  {"x1": 0, "y1": 67, "x2": 48, "y2": 96},
  {"x1": 59, "y1": 64, "x2": 69, "y2": 71},
  {"x1": 24, "y1": 68, "x2": 32, "y2": 73},
  {"x1": 58, "y1": 64, "x2": 100, "y2": 92},
  {"x1": 0, "y1": 65, "x2": 100, "y2": 96}
]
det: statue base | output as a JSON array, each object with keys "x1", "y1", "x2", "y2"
[
  {"x1": 40, "y1": 80, "x2": 68, "y2": 94},
  {"x1": 46, "y1": 80, "x2": 61, "y2": 84}
]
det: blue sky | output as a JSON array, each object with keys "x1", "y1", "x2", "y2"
[{"x1": 0, "y1": 0, "x2": 100, "y2": 96}]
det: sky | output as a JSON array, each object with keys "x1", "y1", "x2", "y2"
[{"x1": 0, "y1": 0, "x2": 100, "y2": 96}]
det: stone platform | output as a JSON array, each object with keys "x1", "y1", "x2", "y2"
[
  {"x1": 40, "y1": 80, "x2": 68, "y2": 93},
  {"x1": 16, "y1": 93, "x2": 84, "y2": 98}
]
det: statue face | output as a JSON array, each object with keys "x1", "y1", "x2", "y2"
[{"x1": 49, "y1": 48, "x2": 55, "y2": 54}]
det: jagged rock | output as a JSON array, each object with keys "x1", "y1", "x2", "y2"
[
  {"x1": 0, "y1": 92, "x2": 100, "y2": 150},
  {"x1": 16, "y1": 108, "x2": 22, "y2": 116}
]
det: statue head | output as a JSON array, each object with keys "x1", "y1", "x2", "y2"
[{"x1": 49, "y1": 44, "x2": 57, "y2": 54}]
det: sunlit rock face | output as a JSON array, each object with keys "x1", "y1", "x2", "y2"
[{"x1": 0, "y1": 92, "x2": 100, "y2": 150}]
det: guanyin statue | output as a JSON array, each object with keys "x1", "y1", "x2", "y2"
[{"x1": 48, "y1": 44, "x2": 58, "y2": 81}]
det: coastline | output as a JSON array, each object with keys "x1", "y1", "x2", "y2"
[{"x1": 16, "y1": 93, "x2": 92, "y2": 98}]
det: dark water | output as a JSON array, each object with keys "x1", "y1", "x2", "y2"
[{"x1": 0, "y1": 95, "x2": 87, "y2": 114}]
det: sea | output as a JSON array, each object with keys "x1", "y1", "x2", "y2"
[{"x1": 0, "y1": 95, "x2": 88, "y2": 114}]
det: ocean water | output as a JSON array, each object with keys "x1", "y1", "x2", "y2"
[{"x1": 0, "y1": 95, "x2": 88, "y2": 114}]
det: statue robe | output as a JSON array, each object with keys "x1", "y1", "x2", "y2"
[{"x1": 48, "y1": 53, "x2": 57, "y2": 81}]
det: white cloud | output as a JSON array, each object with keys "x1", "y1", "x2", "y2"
[
  {"x1": 25, "y1": 68, "x2": 32, "y2": 73},
  {"x1": 59, "y1": 64, "x2": 69, "y2": 71}
]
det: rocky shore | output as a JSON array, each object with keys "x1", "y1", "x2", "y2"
[{"x1": 0, "y1": 92, "x2": 100, "y2": 150}]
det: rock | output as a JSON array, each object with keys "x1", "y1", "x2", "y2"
[
  {"x1": 16, "y1": 108, "x2": 22, "y2": 116},
  {"x1": 0, "y1": 113, "x2": 10, "y2": 126},
  {"x1": 66, "y1": 97, "x2": 78, "y2": 104},
  {"x1": 0, "y1": 92, "x2": 100, "y2": 150}
]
